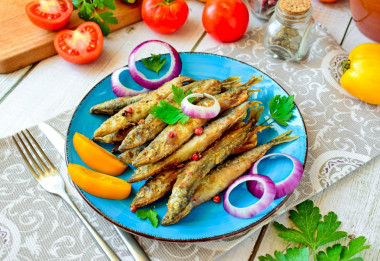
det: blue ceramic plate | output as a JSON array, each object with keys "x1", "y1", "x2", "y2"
[{"x1": 66, "y1": 52, "x2": 307, "y2": 242}]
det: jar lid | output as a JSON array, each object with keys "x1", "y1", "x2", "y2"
[{"x1": 279, "y1": 0, "x2": 311, "y2": 16}]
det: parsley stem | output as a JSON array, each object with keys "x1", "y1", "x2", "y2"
[
  {"x1": 312, "y1": 247, "x2": 317, "y2": 261},
  {"x1": 259, "y1": 116, "x2": 273, "y2": 126}
]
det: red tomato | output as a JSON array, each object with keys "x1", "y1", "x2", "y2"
[
  {"x1": 54, "y1": 22, "x2": 104, "y2": 64},
  {"x1": 142, "y1": 0, "x2": 189, "y2": 34},
  {"x1": 202, "y1": 0, "x2": 249, "y2": 42},
  {"x1": 25, "y1": 0, "x2": 73, "y2": 31}
]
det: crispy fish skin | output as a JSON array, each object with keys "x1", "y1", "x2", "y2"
[
  {"x1": 176, "y1": 131, "x2": 299, "y2": 221},
  {"x1": 129, "y1": 123, "x2": 271, "y2": 207},
  {"x1": 131, "y1": 169, "x2": 179, "y2": 208},
  {"x1": 93, "y1": 76, "x2": 194, "y2": 138},
  {"x1": 231, "y1": 125, "x2": 270, "y2": 154},
  {"x1": 92, "y1": 127, "x2": 133, "y2": 144},
  {"x1": 161, "y1": 121, "x2": 255, "y2": 225},
  {"x1": 128, "y1": 101, "x2": 256, "y2": 183},
  {"x1": 89, "y1": 92, "x2": 148, "y2": 115},
  {"x1": 118, "y1": 79, "x2": 222, "y2": 152},
  {"x1": 118, "y1": 144, "x2": 148, "y2": 164},
  {"x1": 132, "y1": 76, "x2": 262, "y2": 167}
]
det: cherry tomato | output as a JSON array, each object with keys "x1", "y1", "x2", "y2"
[
  {"x1": 142, "y1": 0, "x2": 189, "y2": 34},
  {"x1": 25, "y1": 0, "x2": 73, "y2": 31},
  {"x1": 202, "y1": 0, "x2": 249, "y2": 42},
  {"x1": 54, "y1": 22, "x2": 104, "y2": 64}
]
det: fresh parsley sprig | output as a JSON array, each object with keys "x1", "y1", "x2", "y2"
[
  {"x1": 259, "y1": 200, "x2": 370, "y2": 261},
  {"x1": 136, "y1": 207, "x2": 159, "y2": 227},
  {"x1": 260, "y1": 95, "x2": 295, "y2": 126},
  {"x1": 142, "y1": 54, "x2": 167, "y2": 75},
  {"x1": 149, "y1": 85, "x2": 195, "y2": 125},
  {"x1": 72, "y1": 0, "x2": 118, "y2": 36},
  {"x1": 259, "y1": 246, "x2": 309, "y2": 261}
]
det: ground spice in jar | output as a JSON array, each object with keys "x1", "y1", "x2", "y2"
[{"x1": 264, "y1": 0, "x2": 315, "y2": 61}]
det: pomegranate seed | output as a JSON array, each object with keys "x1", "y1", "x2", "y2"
[
  {"x1": 194, "y1": 127, "x2": 203, "y2": 135},
  {"x1": 168, "y1": 131, "x2": 175, "y2": 138},
  {"x1": 126, "y1": 107, "x2": 133, "y2": 113},
  {"x1": 213, "y1": 195, "x2": 220, "y2": 203},
  {"x1": 192, "y1": 154, "x2": 199, "y2": 161},
  {"x1": 130, "y1": 205, "x2": 137, "y2": 213}
]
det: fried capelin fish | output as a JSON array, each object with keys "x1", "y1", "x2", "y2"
[
  {"x1": 161, "y1": 119, "x2": 256, "y2": 225},
  {"x1": 118, "y1": 144, "x2": 148, "y2": 164},
  {"x1": 93, "y1": 76, "x2": 194, "y2": 138},
  {"x1": 130, "y1": 123, "x2": 269, "y2": 209},
  {"x1": 128, "y1": 101, "x2": 259, "y2": 183},
  {"x1": 92, "y1": 127, "x2": 134, "y2": 144},
  {"x1": 117, "y1": 78, "x2": 229, "y2": 152},
  {"x1": 175, "y1": 130, "x2": 299, "y2": 222},
  {"x1": 89, "y1": 92, "x2": 148, "y2": 115},
  {"x1": 132, "y1": 75, "x2": 262, "y2": 167}
]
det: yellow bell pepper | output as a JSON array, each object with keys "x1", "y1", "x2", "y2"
[{"x1": 340, "y1": 43, "x2": 380, "y2": 105}]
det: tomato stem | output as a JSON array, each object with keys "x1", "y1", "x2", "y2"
[
  {"x1": 155, "y1": 0, "x2": 176, "y2": 6},
  {"x1": 341, "y1": 60, "x2": 351, "y2": 73}
]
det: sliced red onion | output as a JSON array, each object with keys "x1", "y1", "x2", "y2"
[
  {"x1": 247, "y1": 153, "x2": 303, "y2": 199},
  {"x1": 128, "y1": 40, "x2": 182, "y2": 90},
  {"x1": 181, "y1": 93, "x2": 221, "y2": 119},
  {"x1": 223, "y1": 174, "x2": 276, "y2": 219},
  {"x1": 111, "y1": 67, "x2": 149, "y2": 97}
]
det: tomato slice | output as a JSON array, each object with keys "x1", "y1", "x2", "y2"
[
  {"x1": 54, "y1": 22, "x2": 104, "y2": 64},
  {"x1": 25, "y1": 0, "x2": 73, "y2": 31}
]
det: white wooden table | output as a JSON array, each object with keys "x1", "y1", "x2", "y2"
[{"x1": 1, "y1": 0, "x2": 378, "y2": 260}]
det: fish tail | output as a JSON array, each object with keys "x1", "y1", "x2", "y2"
[
  {"x1": 222, "y1": 76, "x2": 241, "y2": 84},
  {"x1": 271, "y1": 130, "x2": 299, "y2": 146},
  {"x1": 241, "y1": 75, "x2": 263, "y2": 90}
]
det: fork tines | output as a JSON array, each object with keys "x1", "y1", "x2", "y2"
[{"x1": 13, "y1": 129, "x2": 55, "y2": 180}]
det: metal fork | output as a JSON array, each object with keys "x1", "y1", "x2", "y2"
[{"x1": 13, "y1": 130, "x2": 120, "y2": 261}]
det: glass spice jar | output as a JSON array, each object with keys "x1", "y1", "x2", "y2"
[
  {"x1": 247, "y1": 0, "x2": 278, "y2": 20},
  {"x1": 263, "y1": 0, "x2": 315, "y2": 61}
]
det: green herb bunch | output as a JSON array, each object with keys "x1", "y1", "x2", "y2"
[
  {"x1": 259, "y1": 200, "x2": 370, "y2": 261},
  {"x1": 72, "y1": 0, "x2": 118, "y2": 36}
]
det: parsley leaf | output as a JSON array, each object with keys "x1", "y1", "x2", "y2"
[
  {"x1": 142, "y1": 54, "x2": 167, "y2": 75},
  {"x1": 340, "y1": 237, "x2": 370, "y2": 261},
  {"x1": 259, "y1": 247, "x2": 309, "y2": 261},
  {"x1": 316, "y1": 237, "x2": 370, "y2": 261},
  {"x1": 261, "y1": 95, "x2": 295, "y2": 126},
  {"x1": 317, "y1": 244, "x2": 343, "y2": 261},
  {"x1": 274, "y1": 200, "x2": 347, "y2": 256},
  {"x1": 72, "y1": 0, "x2": 82, "y2": 9},
  {"x1": 172, "y1": 84, "x2": 196, "y2": 106},
  {"x1": 72, "y1": 0, "x2": 118, "y2": 36},
  {"x1": 260, "y1": 200, "x2": 370, "y2": 261},
  {"x1": 136, "y1": 208, "x2": 159, "y2": 227},
  {"x1": 150, "y1": 100, "x2": 189, "y2": 125}
]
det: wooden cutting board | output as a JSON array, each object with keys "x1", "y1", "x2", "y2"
[{"x1": 0, "y1": 0, "x2": 142, "y2": 74}]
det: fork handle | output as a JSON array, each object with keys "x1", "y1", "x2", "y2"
[{"x1": 60, "y1": 193, "x2": 120, "y2": 261}]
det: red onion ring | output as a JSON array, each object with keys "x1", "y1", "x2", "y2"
[
  {"x1": 111, "y1": 67, "x2": 149, "y2": 97},
  {"x1": 223, "y1": 174, "x2": 276, "y2": 219},
  {"x1": 128, "y1": 40, "x2": 182, "y2": 90},
  {"x1": 247, "y1": 153, "x2": 303, "y2": 199},
  {"x1": 181, "y1": 93, "x2": 221, "y2": 119}
]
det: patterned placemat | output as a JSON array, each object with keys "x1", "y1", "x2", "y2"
[{"x1": 1, "y1": 23, "x2": 379, "y2": 260}]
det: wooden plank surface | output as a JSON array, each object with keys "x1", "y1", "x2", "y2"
[
  {"x1": 0, "y1": 0, "x2": 206, "y2": 138},
  {"x1": 254, "y1": 154, "x2": 380, "y2": 260},
  {"x1": 0, "y1": 0, "x2": 142, "y2": 73}
]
